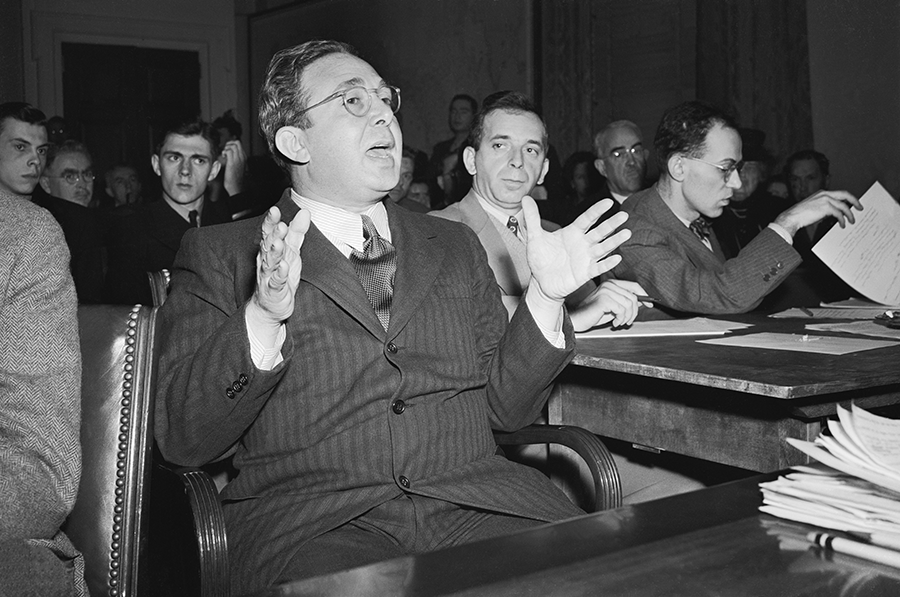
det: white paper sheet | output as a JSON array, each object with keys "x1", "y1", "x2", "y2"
[
  {"x1": 697, "y1": 332, "x2": 898, "y2": 355},
  {"x1": 813, "y1": 181, "x2": 900, "y2": 305},
  {"x1": 574, "y1": 317, "x2": 751, "y2": 338}
]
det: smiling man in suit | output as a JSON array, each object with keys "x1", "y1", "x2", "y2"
[
  {"x1": 154, "y1": 40, "x2": 632, "y2": 594},
  {"x1": 609, "y1": 101, "x2": 862, "y2": 318}
]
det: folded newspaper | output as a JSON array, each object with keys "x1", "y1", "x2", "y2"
[{"x1": 760, "y1": 403, "x2": 900, "y2": 551}]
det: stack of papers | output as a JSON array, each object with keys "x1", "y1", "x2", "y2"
[
  {"x1": 575, "y1": 317, "x2": 750, "y2": 338},
  {"x1": 760, "y1": 404, "x2": 900, "y2": 550}
]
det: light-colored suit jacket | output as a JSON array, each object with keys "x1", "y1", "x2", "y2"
[
  {"x1": 611, "y1": 185, "x2": 802, "y2": 317},
  {"x1": 155, "y1": 192, "x2": 582, "y2": 593},
  {"x1": 431, "y1": 191, "x2": 584, "y2": 318}
]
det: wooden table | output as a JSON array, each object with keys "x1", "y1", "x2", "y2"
[
  {"x1": 246, "y1": 473, "x2": 900, "y2": 596},
  {"x1": 549, "y1": 315, "x2": 900, "y2": 471}
]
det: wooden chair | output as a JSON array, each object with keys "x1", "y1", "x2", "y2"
[{"x1": 62, "y1": 305, "x2": 157, "y2": 597}]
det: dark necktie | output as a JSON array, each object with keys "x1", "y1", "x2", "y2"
[
  {"x1": 507, "y1": 215, "x2": 519, "y2": 237},
  {"x1": 689, "y1": 217, "x2": 712, "y2": 242},
  {"x1": 189, "y1": 210, "x2": 199, "y2": 228},
  {"x1": 349, "y1": 215, "x2": 396, "y2": 330}
]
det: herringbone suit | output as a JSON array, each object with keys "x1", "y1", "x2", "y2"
[
  {"x1": 0, "y1": 194, "x2": 85, "y2": 595},
  {"x1": 155, "y1": 192, "x2": 582, "y2": 594}
]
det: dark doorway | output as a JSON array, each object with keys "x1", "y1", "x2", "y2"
[{"x1": 61, "y1": 43, "x2": 201, "y2": 202}]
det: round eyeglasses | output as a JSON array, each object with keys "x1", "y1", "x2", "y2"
[
  {"x1": 685, "y1": 156, "x2": 743, "y2": 182},
  {"x1": 607, "y1": 146, "x2": 643, "y2": 160},
  {"x1": 298, "y1": 85, "x2": 401, "y2": 118},
  {"x1": 50, "y1": 170, "x2": 95, "y2": 185}
]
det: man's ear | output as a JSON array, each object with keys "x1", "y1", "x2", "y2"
[
  {"x1": 39, "y1": 176, "x2": 51, "y2": 195},
  {"x1": 594, "y1": 157, "x2": 608, "y2": 178},
  {"x1": 275, "y1": 126, "x2": 310, "y2": 164},
  {"x1": 462, "y1": 146, "x2": 477, "y2": 175},
  {"x1": 151, "y1": 154, "x2": 161, "y2": 177},
  {"x1": 207, "y1": 159, "x2": 222, "y2": 182},
  {"x1": 667, "y1": 154, "x2": 685, "y2": 182},
  {"x1": 536, "y1": 158, "x2": 549, "y2": 186}
]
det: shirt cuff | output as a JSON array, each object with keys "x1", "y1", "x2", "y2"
[
  {"x1": 524, "y1": 289, "x2": 566, "y2": 349},
  {"x1": 247, "y1": 318, "x2": 285, "y2": 370},
  {"x1": 768, "y1": 222, "x2": 793, "y2": 245}
]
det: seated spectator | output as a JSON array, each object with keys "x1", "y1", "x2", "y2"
[
  {"x1": 387, "y1": 147, "x2": 430, "y2": 213},
  {"x1": 429, "y1": 93, "x2": 477, "y2": 179},
  {"x1": 103, "y1": 163, "x2": 143, "y2": 208},
  {"x1": 34, "y1": 140, "x2": 108, "y2": 303},
  {"x1": 208, "y1": 109, "x2": 259, "y2": 220},
  {"x1": 554, "y1": 150, "x2": 603, "y2": 225},
  {"x1": 0, "y1": 102, "x2": 85, "y2": 595},
  {"x1": 406, "y1": 177, "x2": 435, "y2": 210},
  {"x1": 712, "y1": 128, "x2": 789, "y2": 259},
  {"x1": 105, "y1": 118, "x2": 232, "y2": 305},
  {"x1": 609, "y1": 101, "x2": 861, "y2": 319}
]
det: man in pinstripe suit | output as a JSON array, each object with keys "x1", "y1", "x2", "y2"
[
  {"x1": 609, "y1": 101, "x2": 861, "y2": 319},
  {"x1": 155, "y1": 41, "x2": 631, "y2": 594}
]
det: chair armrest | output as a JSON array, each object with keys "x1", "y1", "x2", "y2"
[
  {"x1": 150, "y1": 461, "x2": 230, "y2": 597},
  {"x1": 493, "y1": 424, "x2": 622, "y2": 512}
]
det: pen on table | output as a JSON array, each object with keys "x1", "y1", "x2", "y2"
[
  {"x1": 800, "y1": 307, "x2": 815, "y2": 317},
  {"x1": 808, "y1": 531, "x2": 900, "y2": 568}
]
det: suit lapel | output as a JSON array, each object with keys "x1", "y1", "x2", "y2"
[
  {"x1": 456, "y1": 193, "x2": 525, "y2": 296},
  {"x1": 278, "y1": 193, "x2": 386, "y2": 336},
  {"x1": 384, "y1": 200, "x2": 444, "y2": 337},
  {"x1": 646, "y1": 191, "x2": 726, "y2": 268}
]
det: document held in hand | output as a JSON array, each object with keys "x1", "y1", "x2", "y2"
[{"x1": 812, "y1": 181, "x2": 900, "y2": 305}]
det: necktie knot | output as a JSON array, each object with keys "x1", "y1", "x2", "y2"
[
  {"x1": 689, "y1": 216, "x2": 712, "y2": 241},
  {"x1": 350, "y1": 214, "x2": 396, "y2": 330},
  {"x1": 507, "y1": 215, "x2": 519, "y2": 237},
  {"x1": 189, "y1": 209, "x2": 199, "y2": 228}
]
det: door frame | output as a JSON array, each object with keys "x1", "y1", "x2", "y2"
[{"x1": 22, "y1": 7, "x2": 236, "y2": 123}]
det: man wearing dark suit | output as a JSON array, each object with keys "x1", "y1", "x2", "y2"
[
  {"x1": 33, "y1": 139, "x2": 108, "y2": 303},
  {"x1": 154, "y1": 41, "x2": 629, "y2": 594},
  {"x1": 609, "y1": 101, "x2": 861, "y2": 318},
  {"x1": 105, "y1": 119, "x2": 231, "y2": 305},
  {"x1": 561, "y1": 120, "x2": 649, "y2": 226}
]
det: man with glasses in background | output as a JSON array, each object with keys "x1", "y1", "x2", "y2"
[
  {"x1": 155, "y1": 40, "x2": 631, "y2": 594},
  {"x1": 35, "y1": 139, "x2": 107, "y2": 303},
  {"x1": 607, "y1": 100, "x2": 861, "y2": 318}
]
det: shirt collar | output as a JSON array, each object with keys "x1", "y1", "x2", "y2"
[
  {"x1": 290, "y1": 189, "x2": 390, "y2": 256},
  {"x1": 474, "y1": 192, "x2": 525, "y2": 232},
  {"x1": 165, "y1": 196, "x2": 203, "y2": 224}
]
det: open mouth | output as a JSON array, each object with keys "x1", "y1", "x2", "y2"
[{"x1": 367, "y1": 140, "x2": 395, "y2": 159}]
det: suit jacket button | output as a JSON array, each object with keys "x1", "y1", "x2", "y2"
[
  {"x1": 239, "y1": 373, "x2": 249, "y2": 385},
  {"x1": 232, "y1": 381, "x2": 243, "y2": 393},
  {"x1": 387, "y1": 342, "x2": 398, "y2": 354},
  {"x1": 770, "y1": 267, "x2": 777, "y2": 275},
  {"x1": 226, "y1": 387, "x2": 235, "y2": 399},
  {"x1": 392, "y1": 399, "x2": 406, "y2": 414},
  {"x1": 776, "y1": 262, "x2": 783, "y2": 269},
  {"x1": 399, "y1": 475, "x2": 410, "y2": 489},
  {"x1": 763, "y1": 274, "x2": 771, "y2": 282}
]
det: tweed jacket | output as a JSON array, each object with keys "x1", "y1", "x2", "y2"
[
  {"x1": 0, "y1": 194, "x2": 85, "y2": 595},
  {"x1": 611, "y1": 185, "x2": 802, "y2": 317},
  {"x1": 155, "y1": 192, "x2": 582, "y2": 592}
]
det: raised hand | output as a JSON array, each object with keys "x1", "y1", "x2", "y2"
[
  {"x1": 774, "y1": 189, "x2": 862, "y2": 236},
  {"x1": 248, "y1": 206, "x2": 311, "y2": 331},
  {"x1": 521, "y1": 196, "x2": 632, "y2": 302},
  {"x1": 221, "y1": 140, "x2": 248, "y2": 196}
]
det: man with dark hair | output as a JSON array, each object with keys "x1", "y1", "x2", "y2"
[
  {"x1": 155, "y1": 40, "x2": 628, "y2": 594},
  {"x1": 0, "y1": 102, "x2": 49, "y2": 198},
  {"x1": 387, "y1": 146, "x2": 429, "y2": 212},
  {"x1": 786, "y1": 148, "x2": 830, "y2": 203},
  {"x1": 0, "y1": 101, "x2": 86, "y2": 594},
  {"x1": 33, "y1": 140, "x2": 107, "y2": 303},
  {"x1": 103, "y1": 163, "x2": 143, "y2": 208},
  {"x1": 609, "y1": 100, "x2": 861, "y2": 318},
  {"x1": 105, "y1": 118, "x2": 231, "y2": 304},
  {"x1": 433, "y1": 90, "x2": 643, "y2": 330}
]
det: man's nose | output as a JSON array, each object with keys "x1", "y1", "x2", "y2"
[{"x1": 727, "y1": 169, "x2": 742, "y2": 190}]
